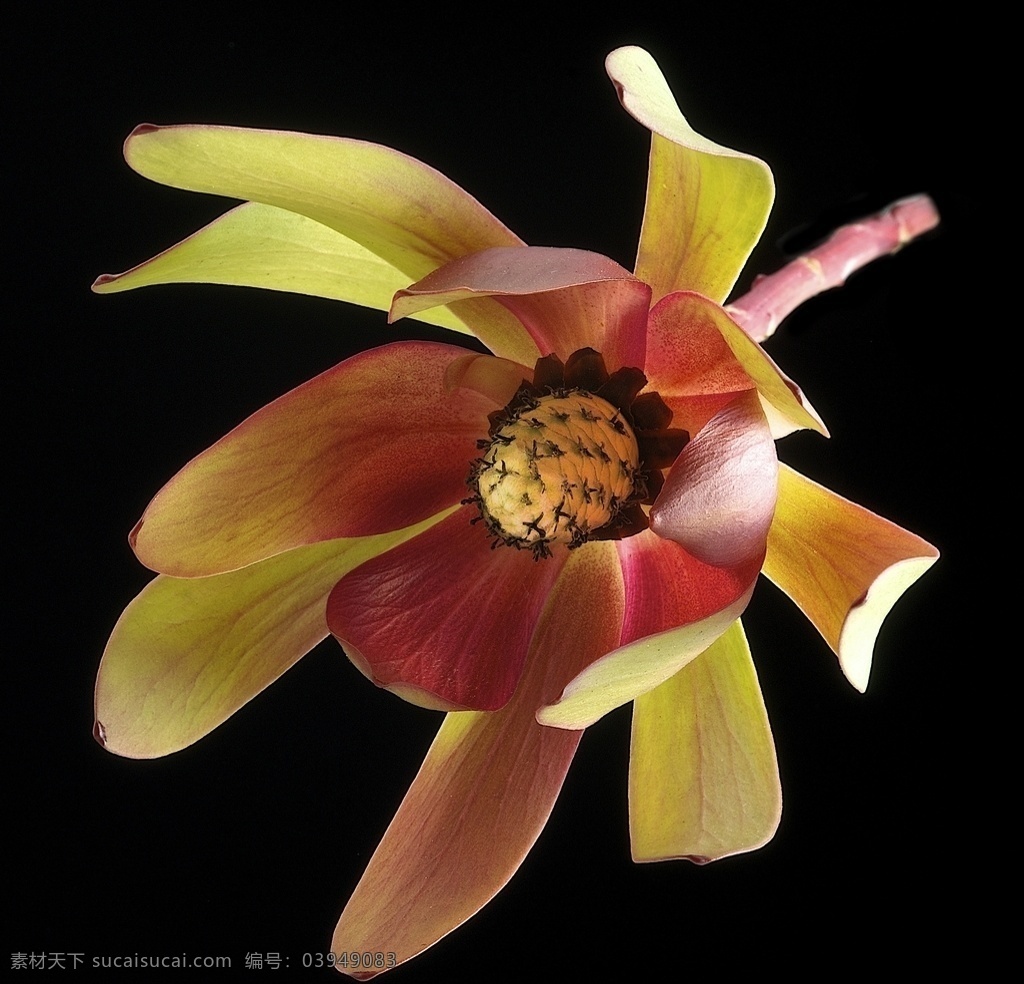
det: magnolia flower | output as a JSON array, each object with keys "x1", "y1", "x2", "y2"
[{"x1": 93, "y1": 46, "x2": 937, "y2": 977}]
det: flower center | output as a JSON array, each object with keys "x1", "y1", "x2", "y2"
[
  {"x1": 474, "y1": 392, "x2": 641, "y2": 556},
  {"x1": 465, "y1": 348, "x2": 690, "y2": 559}
]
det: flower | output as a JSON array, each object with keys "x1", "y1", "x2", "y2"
[{"x1": 93, "y1": 46, "x2": 938, "y2": 977}]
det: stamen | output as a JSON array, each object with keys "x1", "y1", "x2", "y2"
[
  {"x1": 471, "y1": 390, "x2": 641, "y2": 554},
  {"x1": 466, "y1": 348, "x2": 689, "y2": 555}
]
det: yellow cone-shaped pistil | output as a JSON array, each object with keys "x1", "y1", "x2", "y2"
[{"x1": 476, "y1": 393, "x2": 640, "y2": 555}]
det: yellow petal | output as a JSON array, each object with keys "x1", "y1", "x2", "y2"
[
  {"x1": 120, "y1": 123, "x2": 535, "y2": 362},
  {"x1": 629, "y1": 618, "x2": 781, "y2": 862},
  {"x1": 606, "y1": 47, "x2": 774, "y2": 304},
  {"x1": 762, "y1": 465, "x2": 938, "y2": 691},
  {"x1": 95, "y1": 513, "x2": 448, "y2": 759},
  {"x1": 93, "y1": 202, "x2": 474, "y2": 336},
  {"x1": 331, "y1": 543, "x2": 623, "y2": 977}
]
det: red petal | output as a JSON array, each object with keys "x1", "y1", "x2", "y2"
[
  {"x1": 619, "y1": 530, "x2": 763, "y2": 647},
  {"x1": 326, "y1": 507, "x2": 565, "y2": 711},
  {"x1": 650, "y1": 390, "x2": 778, "y2": 567},
  {"x1": 331, "y1": 544, "x2": 623, "y2": 978},
  {"x1": 391, "y1": 246, "x2": 651, "y2": 370},
  {"x1": 132, "y1": 342, "x2": 493, "y2": 577},
  {"x1": 536, "y1": 531, "x2": 760, "y2": 729}
]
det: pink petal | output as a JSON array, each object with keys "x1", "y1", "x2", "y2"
[
  {"x1": 763, "y1": 464, "x2": 938, "y2": 691},
  {"x1": 650, "y1": 390, "x2": 778, "y2": 567},
  {"x1": 331, "y1": 544, "x2": 624, "y2": 979},
  {"x1": 326, "y1": 507, "x2": 565, "y2": 711},
  {"x1": 132, "y1": 342, "x2": 494, "y2": 577},
  {"x1": 391, "y1": 246, "x2": 651, "y2": 370}
]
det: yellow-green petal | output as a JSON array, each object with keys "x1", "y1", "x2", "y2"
[
  {"x1": 120, "y1": 123, "x2": 535, "y2": 362},
  {"x1": 95, "y1": 513, "x2": 449, "y2": 759},
  {"x1": 93, "y1": 202, "x2": 473, "y2": 335},
  {"x1": 629, "y1": 618, "x2": 781, "y2": 863},
  {"x1": 762, "y1": 465, "x2": 938, "y2": 691},
  {"x1": 606, "y1": 46, "x2": 774, "y2": 304}
]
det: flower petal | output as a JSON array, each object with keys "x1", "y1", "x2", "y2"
[
  {"x1": 133, "y1": 342, "x2": 492, "y2": 577},
  {"x1": 762, "y1": 464, "x2": 939, "y2": 691},
  {"x1": 606, "y1": 47, "x2": 774, "y2": 304},
  {"x1": 120, "y1": 123, "x2": 535, "y2": 362},
  {"x1": 443, "y1": 352, "x2": 531, "y2": 406},
  {"x1": 331, "y1": 544, "x2": 623, "y2": 978},
  {"x1": 94, "y1": 517, "x2": 445, "y2": 759},
  {"x1": 93, "y1": 202, "x2": 474, "y2": 336},
  {"x1": 629, "y1": 618, "x2": 781, "y2": 863},
  {"x1": 644, "y1": 291, "x2": 827, "y2": 437},
  {"x1": 537, "y1": 531, "x2": 761, "y2": 729},
  {"x1": 643, "y1": 287, "x2": 755, "y2": 434},
  {"x1": 650, "y1": 390, "x2": 778, "y2": 567},
  {"x1": 326, "y1": 507, "x2": 565, "y2": 712},
  {"x1": 391, "y1": 246, "x2": 651, "y2": 370}
]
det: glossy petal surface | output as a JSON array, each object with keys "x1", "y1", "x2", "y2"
[
  {"x1": 332, "y1": 544, "x2": 623, "y2": 978},
  {"x1": 630, "y1": 618, "x2": 781, "y2": 862},
  {"x1": 326, "y1": 508, "x2": 564, "y2": 711},
  {"x1": 122, "y1": 123, "x2": 535, "y2": 362},
  {"x1": 763, "y1": 465, "x2": 938, "y2": 691},
  {"x1": 606, "y1": 47, "x2": 774, "y2": 304},
  {"x1": 132, "y1": 342, "x2": 493, "y2": 577},
  {"x1": 392, "y1": 246, "x2": 650, "y2": 370},
  {"x1": 651, "y1": 390, "x2": 777, "y2": 567},
  {"x1": 537, "y1": 532, "x2": 761, "y2": 729},
  {"x1": 93, "y1": 202, "x2": 473, "y2": 335},
  {"x1": 95, "y1": 518, "x2": 444, "y2": 758}
]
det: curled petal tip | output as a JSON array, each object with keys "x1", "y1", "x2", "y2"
[
  {"x1": 839, "y1": 553, "x2": 938, "y2": 692},
  {"x1": 92, "y1": 719, "x2": 107, "y2": 748},
  {"x1": 123, "y1": 123, "x2": 160, "y2": 156},
  {"x1": 763, "y1": 465, "x2": 938, "y2": 692},
  {"x1": 606, "y1": 48, "x2": 773, "y2": 303}
]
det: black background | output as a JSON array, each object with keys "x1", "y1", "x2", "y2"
[{"x1": 11, "y1": 8, "x2": 974, "y2": 980}]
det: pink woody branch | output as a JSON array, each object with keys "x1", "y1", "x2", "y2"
[{"x1": 725, "y1": 194, "x2": 940, "y2": 343}]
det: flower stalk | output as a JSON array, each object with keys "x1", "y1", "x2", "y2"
[{"x1": 725, "y1": 194, "x2": 940, "y2": 342}]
